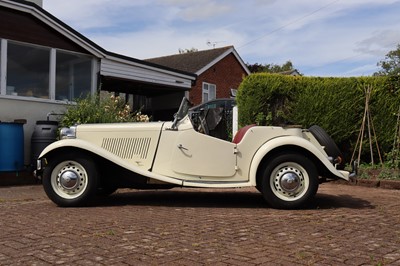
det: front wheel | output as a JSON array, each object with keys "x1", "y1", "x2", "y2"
[
  {"x1": 42, "y1": 153, "x2": 98, "y2": 207},
  {"x1": 261, "y1": 153, "x2": 319, "y2": 209}
]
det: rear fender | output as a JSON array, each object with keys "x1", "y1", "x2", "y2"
[{"x1": 249, "y1": 136, "x2": 349, "y2": 185}]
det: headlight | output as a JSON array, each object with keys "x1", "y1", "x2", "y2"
[{"x1": 60, "y1": 126, "x2": 77, "y2": 139}]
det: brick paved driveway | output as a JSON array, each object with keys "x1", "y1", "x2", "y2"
[{"x1": 0, "y1": 183, "x2": 399, "y2": 265}]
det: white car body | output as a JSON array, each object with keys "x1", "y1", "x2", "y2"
[{"x1": 36, "y1": 98, "x2": 355, "y2": 209}]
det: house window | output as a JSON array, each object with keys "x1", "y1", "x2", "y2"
[
  {"x1": 202, "y1": 82, "x2": 216, "y2": 102},
  {"x1": 7, "y1": 41, "x2": 50, "y2": 98},
  {"x1": 230, "y1": 88, "x2": 238, "y2": 98},
  {"x1": 56, "y1": 51, "x2": 92, "y2": 101},
  {"x1": 0, "y1": 39, "x2": 97, "y2": 102}
]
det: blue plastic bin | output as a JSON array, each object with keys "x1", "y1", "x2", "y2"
[{"x1": 0, "y1": 123, "x2": 24, "y2": 171}]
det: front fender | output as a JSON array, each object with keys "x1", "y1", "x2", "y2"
[
  {"x1": 38, "y1": 139, "x2": 184, "y2": 186},
  {"x1": 39, "y1": 139, "x2": 112, "y2": 160},
  {"x1": 248, "y1": 136, "x2": 349, "y2": 185}
]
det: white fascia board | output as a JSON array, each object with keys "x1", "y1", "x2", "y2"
[
  {"x1": 105, "y1": 55, "x2": 196, "y2": 81},
  {"x1": 232, "y1": 49, "x2": 251, "y2": 75},
  {"x1": 196, "y1": 47, "x2": 251, "y2": 76},
  {"x1": 1, "y1": 0, "x2": 106, "y2": 58},
  {"x1": 101, "y1": 58, "x2": 194, "y2": 89}
]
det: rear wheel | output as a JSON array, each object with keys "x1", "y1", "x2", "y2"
[
  {"x1": 42, "y1": 153, "x2": 98, "y2": 207},
  {"x1": 261, "y1": 153, "x2": 319, "y2": 209}
]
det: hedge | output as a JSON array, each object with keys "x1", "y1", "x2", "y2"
[{"x1": 236, "y1": 73, "x2": 400, "y2": 163}]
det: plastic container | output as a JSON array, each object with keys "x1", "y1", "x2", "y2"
[
  {"x1": 31, "y1": 120, "x2": 58, "y2": 166},
  {"x1": 0, "y1": 122, "x2": 24, "y2": 172}
]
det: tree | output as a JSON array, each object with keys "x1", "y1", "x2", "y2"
[
  {"x1": 178, "y1": 47, "x2": 198, "y2": 54},
  {"x1": 246, "y1": 60, "x2": 295, "y2": 73},
  {"x1": 375, "y1": 44, "x2": 400, "y2": 76}
]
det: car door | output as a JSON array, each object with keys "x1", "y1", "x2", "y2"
[{"x1": 171, "y1": 129, "x2": 237, "y2": 178}]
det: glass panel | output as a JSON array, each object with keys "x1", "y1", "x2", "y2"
[
  {"x1": 209, "y1": 84, "x2": 216, "y2": 100},
  {"x1": 203, "y1": 92, "x2": 208, "y2": 102},
  {"x1": 56, "y1": 51, "x2": 92, "y2": 101},
  {"x1": 202, "y1": 83, "x2": 209, "y2": 102},
  {"x1": 7, "y1": 42, "x2": 50, "y2": 98}
]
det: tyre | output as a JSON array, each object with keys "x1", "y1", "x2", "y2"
[
  {"x1": 261, "y1": 153, "x2": 319, "y2": 209},
  {"x1": 309, "y1": 125, "x2": 344, "y2": 169},
  {"x1": 42, "y1": 153, "x2": 98, "y2": 207}
]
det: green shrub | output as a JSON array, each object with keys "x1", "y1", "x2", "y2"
[
  {"x1": 236, "y1": 73, "x2": 299, "y2": 126},
  {"x1": 60, "y1": 93, "x2": 149, "y2": 128},
  {"x1": 237, "y1": 74, "x2": 400, "y2": 164},
  {"x1": 289, "y1": 77, "x2": 365, "y2": 144}
]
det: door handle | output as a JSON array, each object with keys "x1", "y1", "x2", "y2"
[{"x1": 177, "y1": 144, "x2": 188, "y2": 151}]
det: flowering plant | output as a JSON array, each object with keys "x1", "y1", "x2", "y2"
[{"x1": 60, "y1": 93, "x2": 150, "y2": 127}]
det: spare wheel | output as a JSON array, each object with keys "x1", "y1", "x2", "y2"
[{"x1": 308, "y1": 125, "x2": 344, "y2": 169}]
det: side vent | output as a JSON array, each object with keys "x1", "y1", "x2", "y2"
[{"x1": 101, "y1": 138, "x2": 151, "y2": 159}]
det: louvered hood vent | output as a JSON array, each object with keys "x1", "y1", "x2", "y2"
[{"x1": 101, "y1": 138, "x2": 151, "y2": 159}]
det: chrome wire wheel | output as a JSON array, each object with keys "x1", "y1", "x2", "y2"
[
  {"x1": 51, "y1": 160, "x2": 88, "y2": 200},
  {"x1": 270, "y1": 162, "x2": 309, "y2": 201}
]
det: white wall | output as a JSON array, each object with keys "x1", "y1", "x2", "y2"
[{"x1": 0, "y1": 97, "x2": 67, "y2": 166}]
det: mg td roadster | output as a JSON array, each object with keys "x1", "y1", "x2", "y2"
[{"x1": 36, "y1": 97, "x2": 356, "y2": 209}]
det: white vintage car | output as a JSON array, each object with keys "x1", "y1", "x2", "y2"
[{"x1": 36, "y1": 98, "x2": 356, "y2": 209}]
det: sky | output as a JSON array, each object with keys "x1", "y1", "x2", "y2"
[{"x1": 43, "y1": 0, "x2": 400, "y2": 77}]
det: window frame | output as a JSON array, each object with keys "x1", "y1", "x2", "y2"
[
  {"x1": 202, "y1": 82, "x2": 216, "y2": 103},
  {"x1": 0, "y1": 38, "x2": 97, "y2": 103},
  {"x1": 0, "y1": 39, "x2": 7, "y2": 96},
  {"x1": 55, "y1": 49, "x2": 96, "y2": 101},
  {"x1": 6, "y1": 40, "x2": 51, "y2": 99}
]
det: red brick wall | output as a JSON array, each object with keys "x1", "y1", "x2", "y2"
[{"x1": 189, "y1": 53, "x2": 248, "y2": 105}]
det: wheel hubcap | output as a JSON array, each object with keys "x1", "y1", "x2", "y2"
[
  {"x1": 59, "y1": 170, "x2": 79, "y2": 190},
  {"x1": 280, "y1": 172, "x2": 301, "y2": 192},
  {"x1": 50, "y1": 161, "x2": 88, "y2": 199},
  {"x1": 270, "y1": 162, "x2": 309, "y2": 201}
]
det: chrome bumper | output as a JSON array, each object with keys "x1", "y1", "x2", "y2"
[{"x1": 33, "y1": 158, "x2": 46, "y2": 180}]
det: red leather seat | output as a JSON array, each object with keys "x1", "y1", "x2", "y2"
[{"x1": 232, "y1": 124, "x2": 256, "y2": 144}]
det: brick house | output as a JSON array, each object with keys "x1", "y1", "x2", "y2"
[{"x1": 146, "y1": 46, "x2": 251, "y2": 105}]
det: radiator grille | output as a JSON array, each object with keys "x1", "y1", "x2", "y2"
[{"x1": 101, "y1": 137, "x2": 151, "y2": 159}]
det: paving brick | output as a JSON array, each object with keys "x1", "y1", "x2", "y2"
[{"x1": 0, "y1": 183, "x2": 399, "y2": 265}]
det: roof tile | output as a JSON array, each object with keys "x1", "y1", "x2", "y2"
[{"x1": 145, "y1": 46, "x2": 234, "y2": 74}]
